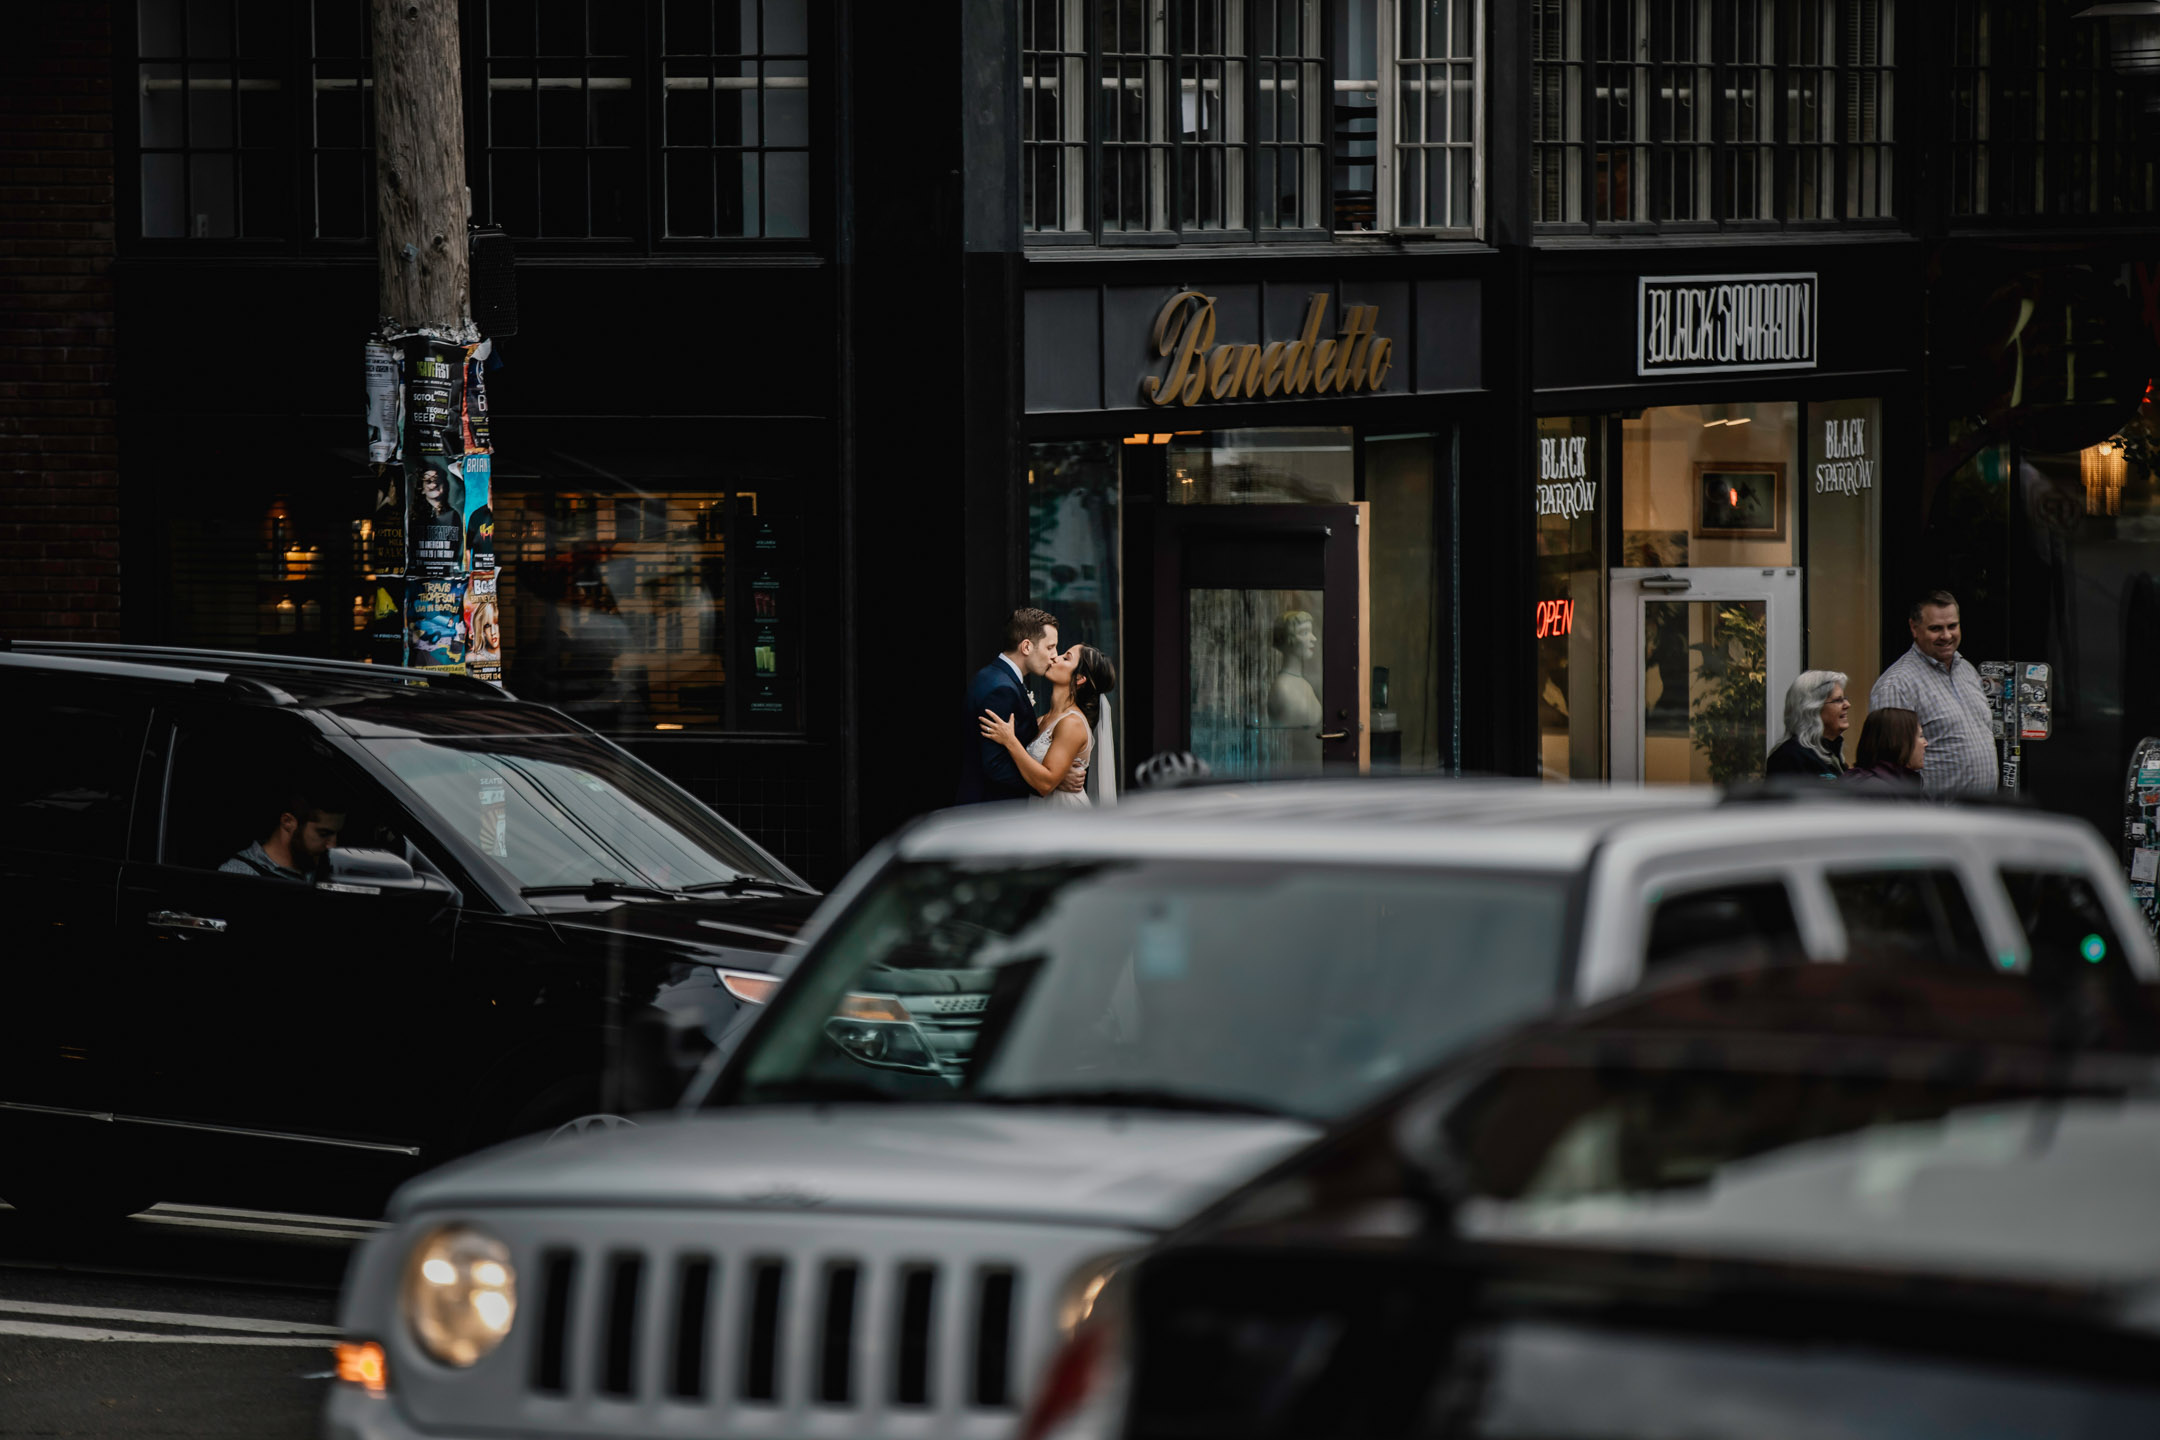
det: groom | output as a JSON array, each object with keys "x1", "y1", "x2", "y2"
[{"x1": 957, "y1": 607, "x2": 1081, "y2": 804}]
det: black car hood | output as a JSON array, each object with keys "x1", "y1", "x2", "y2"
[{"x1": 544, "y1": 891, "x2": 818, "y2": 970}]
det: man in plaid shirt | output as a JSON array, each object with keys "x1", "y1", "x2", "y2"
[{"x1": 1868, "y1": 589, "x2": 1998, "y2": 798}]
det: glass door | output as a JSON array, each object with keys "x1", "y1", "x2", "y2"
[
  {"x1": 1608, "y1": 567, "x2": 1801, "y2": 784},
  {"x1": 1154, "y1": 505, "x2": 1368, "y2": 776}
]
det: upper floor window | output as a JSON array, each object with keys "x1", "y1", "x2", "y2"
[
  {"x1": 137, "y1": 0, "x2": 294, "y2": 238},
  {"x1": 1533, "y1": 0, "x2": 1893, "y2": 231},
  {"x1": 1947, "y1": 0, "x2": 2159, "y2": 220},
  {"x1": 1022, "y1": 0, "x2": 1480, "y2": 242}
]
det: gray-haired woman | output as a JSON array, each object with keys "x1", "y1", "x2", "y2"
[{"x1": 1766, "y1": 669, "x2": 1851, "y2": 779}]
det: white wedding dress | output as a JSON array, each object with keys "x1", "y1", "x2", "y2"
[{"x1": 1027, "y1": 708, "x2": 1093, "y2": 809}]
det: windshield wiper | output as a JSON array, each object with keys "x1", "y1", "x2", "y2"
[
  {"x1": 978, "y1": 1087, "x2": 1299, "y2": 1119},
  {"x1": 521, "y1": 878, "x2": 685, "y2": 903},
  {"x1": 677, "y1": 875, "x2": 821, "y2": 898}
]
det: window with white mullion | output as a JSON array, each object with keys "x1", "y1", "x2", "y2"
[
  {"x1": 1531, "y1": 0, "x2": 1584, "y2": 223},
  {"x1": 1394, "y1": 0, "x2": 1478, "y2": 230},
  {"x1": 1022, "y1": 0, "x2": 1089, "y2": 232},
  {"x1": 1717, "y1": 0, "x2": 1775, "y2": 221},
  {"x1": 1255, "y1": 0, "x2": 1325, "y2": 229},
  {"x1": 1649, "y1": 0, "x2": 1710, "y2": 222},
  {"x1": 1176, "y1": 0, "x2": 1246, "y2": 231},
  {"x1": 1098, "y1": 0, "x2": 1173, "y2": 231}
]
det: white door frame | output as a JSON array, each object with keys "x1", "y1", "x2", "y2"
[{"x1": 1609, "y1": 566, "x2": 1803, "y2": 783}]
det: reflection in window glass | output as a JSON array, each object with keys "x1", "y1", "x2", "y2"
[
  {"x1": 1027, "y1": 439, "x2": 1122, "y2": 738},
  {"x1": 1536, "y1": 416, "x2": 1603, "y2": 781},
  {"x1": 1167, "y1": 427, "x2": 1353, "y2": 504},
  {"x1": 1190, "y1": 587, "x2": 1323, "y2": 777},
  {"x1": 1644, "y1": 598, "x2": 1767, "y2": 784},
  {"x1": 1829, "y1": 868, "x2": 1985, "y2": 967},
  {"x1": 494, "y1": 484, "x2": 747, "y2": 732},
  {"x1": 2, "y1": 693, "x2": 147, "y2": 859},
  {"x1": 729, "y1": 860, "x2": 1569, "y2": 1120},
  {"x1": 1367, "y1": 434, "x2": 1445, "y2": 772},
  {"x1": 2001, "y1": 869, "x2": 2130, "y2": 984},
  {"x1": 368, "y1": 734, "x2": 786, "y2": 891}
]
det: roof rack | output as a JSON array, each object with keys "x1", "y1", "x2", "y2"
[{"x1": 3, "y1": 640, "x2": 516, "y2": 702}]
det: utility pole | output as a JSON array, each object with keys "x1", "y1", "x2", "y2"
[
  {"x1": 371, "y1": 0, "x2": 471, "y2": 340},
  {"x1": 362, "y1": 0, "x2": 500, "y2": 683}
]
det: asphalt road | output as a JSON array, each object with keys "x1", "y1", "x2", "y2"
[{"x1": 0, "y1": 1202, "x2": 375, "y2": 1439}]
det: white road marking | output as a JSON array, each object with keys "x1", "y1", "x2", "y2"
[
  {"x1": 0, "y1": 1299, "x2": 341, "y2": 1335},
  {"x1": 0, "y1": 1319, "x2": 330, "y2": 1346},
  {"x1": 144, "y1": 1203, "x2": 386, "y2": 1231},
  {"x1": 133, "y1": 1213, "x2": 377, "y2": 1241}
]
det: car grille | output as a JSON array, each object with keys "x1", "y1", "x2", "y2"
[
  {"x1": 527, "y1": 1249, "x2": 1018, "y2": 1407},
  {"x1": 389, "y1": 1209, "x2": 1138, "y2": 1439}
]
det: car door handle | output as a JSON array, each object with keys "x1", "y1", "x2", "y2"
[{"x1": 147, "y1": 910, "x2": 228, "y2": 934}]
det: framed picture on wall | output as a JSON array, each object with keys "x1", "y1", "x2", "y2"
[{"x1": 1693, "y1": 462, "x2": 1786, "y2": 541}]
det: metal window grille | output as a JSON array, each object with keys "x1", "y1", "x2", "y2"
[
  {"x1": 1535, "y1": 0, "x2": 1895, "y2": 230},
  {"x1": 137, "y1": 0, "x2": 290, "y2": 238},
  {"x1": 1394, "y1": 0, "x2": 1478, "y2": 228},
  {"x1": 310, "y1": 0, "x2": 374, "y2": 239},
  {"x1": 1947, "y1": 0, "x2": 2155, "y2": 220},
  {"x1": 1255, "y1": 0, "x2": 1325, "y2": 229},
  {"x1": 1098, "y1": 0, "x2": 1174, "y2": 230},
  {"x1": 482, "y1": 0, "x2": 643, "y2": 239},
  {"x1": 660, "y1": 0, "x2": 812, "y2": 238},
  {"x1": 1719, "y1": 0, "x2": 1774, "y2": 220},
  {"x1": 1023, "y1": 0, "x2": 1090, "y2": 231},
  {"x1": 1532, "y1": 0, "x2": 1583, "y2": 222},
  {"x1": 1177, "y1": 0, "x2": 1247, "y2": 230},
  {"x1": 1329, "y1": 0, "x2": 1482, "y2": 233}
]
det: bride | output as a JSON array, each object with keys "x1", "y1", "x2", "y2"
[{"x1": 979, "y1": 644, "x2": 1118, "y2": 808}]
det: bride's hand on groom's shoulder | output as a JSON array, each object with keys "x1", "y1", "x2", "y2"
[{"x1": 979, "y1": 709, "x2": 1018, "y2": 748}]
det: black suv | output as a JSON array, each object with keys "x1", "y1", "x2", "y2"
[{"x1": 0, "y1": 642, "x2": 820, "y2": 1220}]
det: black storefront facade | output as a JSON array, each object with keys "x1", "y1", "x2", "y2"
[
  {"x1": 45, "y1": 0, "x2": 2160, "y2": 880},
  {"x1": 1527, "y1": 243, "x2": 1925, "y2": 788},
  {"x1": 1011, "y1": 257, "x2": 1495, "y2": 788}
]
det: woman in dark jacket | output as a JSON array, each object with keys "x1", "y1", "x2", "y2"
[
  {"x1": 1843, "y1": 706, "x2": 1927, "y2": 789},
  {"x1": 1766, "y1": 669, "x2": 1850, "y2": 779}
]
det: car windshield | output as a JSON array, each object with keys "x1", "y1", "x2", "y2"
[
  {"x1": 363, "y1": 734, "x2": 795, "y2": 894},
  {"x1": 721, "y1": 858, "x2": 1570, "y2": 1122},
  {"x1": 1446, "y1": 1051, "x2": 2160, "y2": 1286}
]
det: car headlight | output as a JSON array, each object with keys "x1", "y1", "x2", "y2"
[
  {"x1": 404, "y1": 1225, "x2": 517, "y2": 1366},
  {"x1": 1056, "y1": 1253, "x2": 1127, "y2": 1340}
]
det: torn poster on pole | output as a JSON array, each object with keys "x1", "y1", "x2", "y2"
[
  {"x1": 464, "y1": 568, "x2": 501, "y2": 686},
  {"x1": 463, "y1": 453, "x2": 494, "y2": 571},
  {"x1": 408, "y1": 454, "x2": 468, "y2": 573},
  {"x1": 369, "y1": 463, "x2": 405, "y2": 574},
  {"x1": 365, "y1": 341, "x2": 401, "y2": 464},
  {"x1": 366, "y1": 576, "x2": 409, "y2": 667},
  {"x1": 404, "y1": 338, "x2": 465, "y2": 456},
  {"x1": 410, "y1": 574, "x2": 468, "y2": 670},
  {"x1": 462, "y1": 342, "x2": 492, "y2": 455}
]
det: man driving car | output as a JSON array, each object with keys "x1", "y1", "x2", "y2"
[{"x1": 220, "y1": 783, "x2": 346, "y2": 883}]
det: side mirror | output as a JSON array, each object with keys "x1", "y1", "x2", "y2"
[{"x1": 322, "y1": 846, "x2": 456, "y2": 898}]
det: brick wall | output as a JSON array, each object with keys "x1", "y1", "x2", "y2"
[{"x1": 0, "y1": 5, "x2": 119, "y2": 640}]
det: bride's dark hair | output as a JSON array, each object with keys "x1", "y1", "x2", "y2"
[{"x1": 1069, "y1": 644, "x2": 1118, "y2": 724}]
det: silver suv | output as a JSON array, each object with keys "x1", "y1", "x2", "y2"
[{"x1": 324, "y1": 782, "x2": 2154, "y2": 1440}]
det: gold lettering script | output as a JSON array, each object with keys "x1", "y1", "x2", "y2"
[{"x1": 1143, "y1": 291, "x2": 1395, "y2": 406}]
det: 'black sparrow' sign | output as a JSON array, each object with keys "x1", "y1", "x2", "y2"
[{"x1": 1638, "y1": 273, "x2": 1817, "y2": 377}]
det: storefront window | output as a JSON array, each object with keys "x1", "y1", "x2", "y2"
[
  {"x1": 1806, "y1": 397, "x2": 1884, "y2": 739},
  {"x1": 1167, "y1": 427, "x2": 1354, "y2": 504},
  {"x1": 1367, "y1": 434, "x2": 1445, "y2": 772},
  {"x1": 1027, "y1": 438, "x2": 1123, "y2": 704},
  {"x1": 1535, "y1": 416, "x2": 1605, "y2": 781},
  {"x1": 1622, "y1": 402, "x2": 1798, "y2": 569},
  {"x1": 493, "y1": 484, "x2": 797, "y2": 733}
]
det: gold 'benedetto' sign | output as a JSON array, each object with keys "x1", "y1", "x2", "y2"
[{"x1": 1144, "y1": 290, "x2": 1395, "y2": 406}]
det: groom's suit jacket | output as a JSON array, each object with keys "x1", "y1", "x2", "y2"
[{"x1": 956, "y1": 657, "x2": 1039, "y2": 805}]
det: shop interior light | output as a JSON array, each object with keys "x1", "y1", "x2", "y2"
[
  {"x1": 1122, "y1": 433, "x2": 1151, "y2": 445},
  {"x1": 654, "y1": 722, "x2": 684, "y2": 730}
]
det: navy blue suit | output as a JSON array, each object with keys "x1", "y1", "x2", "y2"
[{"x1": 957, "y1": 658, "x2": 1039, "y2": 805}]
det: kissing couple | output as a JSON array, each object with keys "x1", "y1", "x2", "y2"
[{"x1": 956, "y1": 607, "x2": 1118, "y2": 808}]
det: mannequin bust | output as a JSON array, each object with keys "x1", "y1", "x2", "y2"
[{"x1": 1267, "y1": 609, "x2": 1323, "y2": 772}]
